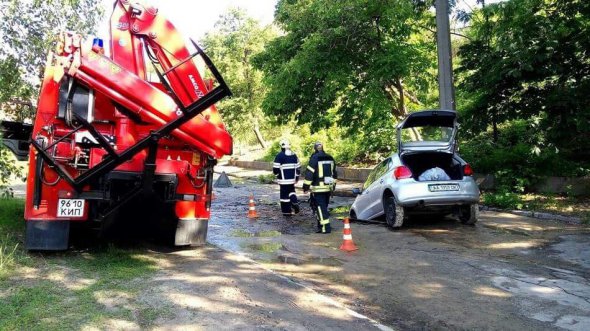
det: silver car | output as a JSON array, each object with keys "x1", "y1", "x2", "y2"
[{"x1": 349, "y1": 110, "x2": 480, "y2": 228}]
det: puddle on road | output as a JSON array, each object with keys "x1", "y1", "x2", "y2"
[
  {"x1": 243, "y1": 242, "x2": 285, "y2": 253},
  {"x1": 256, "y1": 230, "x2": 282, "y2": 237},
  {"x1": 231, "y1": 230, "x2": 282, "y2": 238},
  {"x1": 231, "y1": 229, "x2": 253, "y2": 237},
  {"x1": 276, "y1": 255, "x2": 344, "y2": 267}
]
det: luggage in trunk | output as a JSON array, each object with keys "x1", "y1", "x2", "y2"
[{"x1": 401, "y1": 152, "x2": 463, "y2": 181}]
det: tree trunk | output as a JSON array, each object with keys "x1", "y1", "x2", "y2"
[
  {"x1": 492, "y1": 111, "x2": 498, "y2": 143},
  {"x1": 395, "y1": 78, "x2": 407, "y2": 117},
  {"x1": 253, "y1": 119, "x2": 266, "y2": 149}
]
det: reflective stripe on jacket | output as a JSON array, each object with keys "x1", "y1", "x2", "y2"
[
  {"x1": 273, "y1": 151, "x2": 301, "y2": 185},
  {"x1": 303, "y1": 151, "x2": 337, "y2": 193}
]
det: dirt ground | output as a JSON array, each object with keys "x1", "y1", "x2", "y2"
[
  {"x1": 208, "y1": 165, "x2": 590, "y2": 331},
  {"x1": 5, "y1": 164, "x2": 590, "y2": 330}
]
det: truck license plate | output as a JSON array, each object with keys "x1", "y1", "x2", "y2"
[
  {"x1": 57, "y1": 199, "x2": 85, "y2": 217},
  {"x1": 428, "y1": 184, "x2": 460, "y2": 192}
]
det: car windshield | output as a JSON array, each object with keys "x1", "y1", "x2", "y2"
[{"x1": 401, "y1": 126, "x2": 454, "y2": 144}]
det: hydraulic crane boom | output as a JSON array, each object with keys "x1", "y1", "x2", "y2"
[{"x1": 22, "y1": 0, "x2": 233, "y2": 250}]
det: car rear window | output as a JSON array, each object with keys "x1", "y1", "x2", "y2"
[{"x1": 401, "y1": 126, "x2": 453, "y2": 143}]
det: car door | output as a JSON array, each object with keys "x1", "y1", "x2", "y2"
[
  {"x1": 364, "y1": 158, "x2": 391, "y2": 219},
  {"x1": 354, "y1": 165, "x2": 379, "y2": 220}
]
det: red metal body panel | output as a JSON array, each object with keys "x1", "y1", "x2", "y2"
[
  {"x1": 23, "y1": 0, "x2": 232, "y2": 245},
  {"x1": 73, "y1": 52, "x2": 232, "y2": 157}
]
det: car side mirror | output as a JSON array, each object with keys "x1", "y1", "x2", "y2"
[{"x1": 352, "y1": 188, "x2": 362, "y2": 195}]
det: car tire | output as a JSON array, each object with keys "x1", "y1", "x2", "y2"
[
  {"x1": 459, "y1": 204, "x2": 478, "y2": 225},
  {"x1": 349, "y1": 209, "x2": 357, "y2": 221},
  {"x1": 385, "y1": 197, "x2": 404, "y2": 228}
]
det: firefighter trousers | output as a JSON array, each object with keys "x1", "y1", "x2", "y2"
[
  {"x1": 280, "y1": 184, "x2": 299, "y2": 215},
  {"x1": 311, "y1": 192, "x2": 331, "y2": 233}
]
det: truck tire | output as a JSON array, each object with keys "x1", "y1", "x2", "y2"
[
  {"x1": 459, "y1": 204, "x2": 479, "y2": 225},
  {"x1": 385, "y1": 197, "x2": 405, "y2": 229}
]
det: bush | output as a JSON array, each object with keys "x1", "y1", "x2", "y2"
[
  {"x1": 260, "y1": 123, "x2": 389, "y2": 167},
  {"x1": 0, "y1": 145, "x2": 24, "y2": 191},
  {"x1": 482, "y1": 190, "x2": 524, "y2": 210},
  {"x1": 460, "y1": 119, "x2": 589, "y2": 192}
]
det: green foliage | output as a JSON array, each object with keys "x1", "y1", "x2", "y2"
[
  {"x1": 0, "y1": 0, "x2": 102, "y2": 192},
  {"x1": 460, "y1": 119, "x2": 589, "y2": 192},
  {"x1": 457, "y1": 0, "x2": 590, "y2": 165},
  {"x1": 0, "y1": 145, "x2": 24, "y2": 191},
  {"x1": 0, "y1": 199, "x2": 26, "y2": 279},
  {"x1": 253, "y1": 0, "x2": 437, "y2": 155},
  {"x1": 482, "y1": 190, "x2": 523, "y2": 210},
  {"x1": 0, "y1": 0, "x2": 103, "y2": 121},
  {"x1": 202, "y1": 8, "x2": 278, "y2": 146},
  {"x1": 261, "y1": 123, "x2": 372, "y2": 166}
]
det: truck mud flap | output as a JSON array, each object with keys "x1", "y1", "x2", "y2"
[
  {"x1": 26, "y1": 221, "x2": 70, "y2": 251},
  {"x1": 175, "y1": 218, "x2": 207, "y2": 246}
]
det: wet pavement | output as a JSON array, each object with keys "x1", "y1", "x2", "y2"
[{"x1": 209, "y1": 164, "x2": 590, "y2": 331}]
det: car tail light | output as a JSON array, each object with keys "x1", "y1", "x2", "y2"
[
  {"x1": 393, "y1": 166, "x2": 413, "y2": 179},
  {"x1": 463, "y1": 164, "x2": 474, "y2": 176}
]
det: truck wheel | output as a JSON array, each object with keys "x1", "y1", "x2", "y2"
[
  {"x1": 385, "y1": 197, "x2": 404, "y2": 228},
  {"x1": 459, "y1": 204, "x2": 479, "y2": 225}
]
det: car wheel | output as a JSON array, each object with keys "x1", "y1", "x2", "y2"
[
  {"x1": 385, "y1": 197, "x2": 404, "y2": 228},
  {"x1": 459, "y1": 204, "x2": 478, "y2": 225},
  {"x1": 349, "y1": 209, "x2": 357, "y2": 221}
]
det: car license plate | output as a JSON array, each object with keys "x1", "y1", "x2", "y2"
[
  {"x1": 57, "y1": 199, "x2": 85, "y2": 217},
  {"x1": 428, "y1": 184, "x2": 460, "y2": 192}
]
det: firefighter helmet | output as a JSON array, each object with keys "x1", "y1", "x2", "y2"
[
  {"x1": 280, "y1": 139, "x2": 291, "y2": 149},
  {"x1": 313, "y1": 142, "x2": 323, "y2": 152}
]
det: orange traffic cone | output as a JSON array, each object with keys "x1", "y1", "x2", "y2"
[
  {"x1": 247, "y1": 194, "x2": 258, "y2": 218},
  {"x1": 339, "y1": 217, "x2": 358, "y2": 252}
]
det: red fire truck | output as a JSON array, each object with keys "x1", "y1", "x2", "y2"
[{"x1": 0, "y1": 0, "x2": 233, "y2": 250}]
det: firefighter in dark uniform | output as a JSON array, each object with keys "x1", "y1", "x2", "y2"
[
  {"x1": 273, "y1": 139, "x2": 301, "y2": 216},
  {"x1": 303, "y1": 142, "x2": 337, "y2": 233}
]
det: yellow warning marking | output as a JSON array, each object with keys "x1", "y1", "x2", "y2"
[{"x1": 191, "y1": 153, "x2": 201, "y2": 165}]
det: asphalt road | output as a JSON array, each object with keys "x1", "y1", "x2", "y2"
[{"x1": 209, "y1": 165, "x2": 590, "y2": 331}]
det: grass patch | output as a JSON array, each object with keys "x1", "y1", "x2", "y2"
[
  {"x1": 255, "y1": 230, "x2": 281, "y2": 237},
  {"x1": 0, "y1": 198, "x2": 27, "y2": 279},
  {"x1": 0, "y1": 199, "x2": 165, "y2": 330},
  {"x1": 243, "y1": 242, "x2": 284, "y2": 253},
  {"x1": 257, "y1": 173, "x2": 276, "y2": 184},
  {"x1": 231, "y1": 229, "x2": 253, "y2": 237},
  {"x1": 330, "y1": 205, "x2": 351, "y2": 215},
  {"x1": 66, "y1": 245, "x2": 159, "y2": 280},
  {"x1": 482, "y1": 191, "x2": 590, "y2": 220}
]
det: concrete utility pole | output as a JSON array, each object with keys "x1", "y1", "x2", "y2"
[{"x1": 436, "y1": 0, "x2": 456, "y2": 111}]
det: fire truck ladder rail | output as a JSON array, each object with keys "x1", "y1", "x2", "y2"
[
  {"x1": 42, "y1": 79, "x2": 229, "y2": 192},
  {"x1": 31, "y1": 42, "x2": 231, "y2": 195}
]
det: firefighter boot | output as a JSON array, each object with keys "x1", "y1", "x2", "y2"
[{"x1": 292, "y1": 203, "x2": 300, "y2": 215}]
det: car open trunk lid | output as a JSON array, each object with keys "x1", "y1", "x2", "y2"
[{"x1": 397, "y1": 110, "x2": 458, "y2": 155}]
